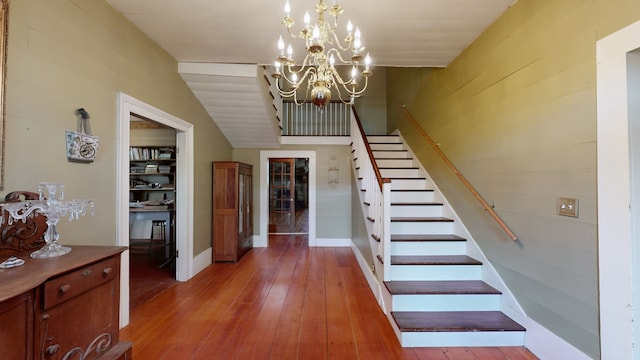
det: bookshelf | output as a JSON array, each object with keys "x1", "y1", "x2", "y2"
[{"x1": 129, "y1": 146, "x2": 176, "y2": 209}]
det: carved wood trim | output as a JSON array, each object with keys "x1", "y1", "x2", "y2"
[{"x1": 0, "y1": 191, "x2": 46, "y2": 257}]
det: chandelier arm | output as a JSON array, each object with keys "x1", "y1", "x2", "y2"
[
  {"x1": 329, "y1": 30, "x2": 354, "y2": 52},
  {"x1": 281, "y1": 64, "x2": 313, "y2": 85},
  {"x1": 275, "y1": 81, "x2": 299, "y2": 98},
  {"x1": 331, "y1": 82, "x2": 355, "y2": 105},
  {"x1": 330, "y1": 69, "x2": 354, "y2": 87},
  {"x1": 330, "y1": 69, "x2": 369, "y2": 98},
  {"x1": 341, "y1": 75, "x2": 369, "y2": 97},
  {"x1": 325, "y1": 48, "x2": 353, "y2": 65}
]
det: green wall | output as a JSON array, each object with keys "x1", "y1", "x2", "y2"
[
  {"x1": 387, "y1": 0, "x2": 640, "y2": 357},
  {"x1": 1, "y1": 0, "x2": 231, "y2": 256}
]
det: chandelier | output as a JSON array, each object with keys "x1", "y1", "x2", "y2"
[{"x1": 272, "y1": 0, "x2": 372, "y2": 107}]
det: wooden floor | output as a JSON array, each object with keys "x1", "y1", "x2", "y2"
[
  {"x1": 129, "y1": 252, "x2": 176, "y2": 311},
  {"x1": 120, "y1": 235, "x2": 538, "y2": 359}
]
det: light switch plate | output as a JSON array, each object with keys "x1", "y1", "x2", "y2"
[{"x1": 557, "y1": 197, "x2": 578, "y2": 217}]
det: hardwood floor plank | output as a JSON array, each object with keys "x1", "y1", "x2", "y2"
[
  {"x1": 268, "y1": 237, "x2": 312, "y2": 360},
  {"x1": 297, "y1": 248, "x2": 329, "y2": 360},
  {"x1": 469, "y1": 347, "x2": 511, "y2": 359},
  {"x1": 442, "y1": 347, "x2": 481, "y2": 359},
  {"x1": 413, "y1": 347, "x2": 450, "y2": 360},
  {"x1": 498, "y1": 346, "x2": 540, "y2": 360},
  {"x1": 120, "y1": 235, "x2": 539, "y2": 360},
  {"x1": 233, "y1": 236, "x2": 302, "y2": 360},
  {"x1": 325, "y1": 248, "x2": 359, "y2": 359}
]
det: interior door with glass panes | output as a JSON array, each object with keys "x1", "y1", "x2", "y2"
[{"x1": 269, "y1": 158, "x2": 295, "y2": 233}]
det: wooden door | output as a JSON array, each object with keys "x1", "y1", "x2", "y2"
[
  {"x1": 212, "y1": 162, "x2": 239, "y2": 262},
  {"x1": 269, "y1": 158, "x2": 295, "y2": 233}
]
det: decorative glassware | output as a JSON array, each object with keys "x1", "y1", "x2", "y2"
[{"x1": 0, "y1": 182, "x2": 94, "y2": 258}]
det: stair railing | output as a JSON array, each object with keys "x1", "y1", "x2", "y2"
[
  {"x1": 351, "y1": 107, "x2": 393, "y2": 283},
  {"x1": 283, "y1": 101, "x2": 351, "y2": 136},
  {"x1": 400, "y1": 105, "x2": 518, "y2": 241}
]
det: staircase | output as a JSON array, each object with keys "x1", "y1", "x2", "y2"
[{"x1": 356, "y1": 134, "x2": 526, "y2": 347}]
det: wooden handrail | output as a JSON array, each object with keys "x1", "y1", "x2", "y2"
[
  {"x1": 399, "y1": 105, "x2": 518, "y2": 241},
  {"x1": 352, "y1": 106, "x2": 390, "y2": 190}
]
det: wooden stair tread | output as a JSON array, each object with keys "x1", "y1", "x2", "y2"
[
  {"x1": 391, "y1": 217, "x2": 453, "y2": 222},
  {"x1": 390, "y1": 234, "x2": 466, "y2": 242},
  {"x1": 379, "y1": 167, "x2": 419, "y2": 169},
  {"x1": 384, "y1": 280, "x2": 501, "y2": 295},
  {"x1": 391, "y1": 202, "x2": 443, "y2": 206},
  {"x1": 376, "y1": 157, "x2": 413, "y2": 160},
  {"x1": 388, "y1": 177, "x2": 426, "y2": 180},
  {"x1": 390, "y1": 255, "x2": 482, "y2": 265},
  {"x1": 391, "y1": 311, "x2": 525, "y2": 332},
  {"x1": 391, "y1": 189, "x2": 434, "y2": 192}
]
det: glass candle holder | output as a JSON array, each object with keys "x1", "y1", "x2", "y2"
[{"x1": 0, "y1": 182, "x2": 94, "y2": 258}]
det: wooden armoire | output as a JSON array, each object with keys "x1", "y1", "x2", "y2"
[{"x1": 212, "y1": 162, "x2": 253, "y2": 262}]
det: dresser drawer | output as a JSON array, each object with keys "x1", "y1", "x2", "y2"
[{"x1": 43, "y1": 256, "x2": 119, "y2": 310}]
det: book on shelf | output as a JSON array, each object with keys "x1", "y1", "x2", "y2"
[{"x1": 129, "y1": 146, "x2": 175, "y2": 160}]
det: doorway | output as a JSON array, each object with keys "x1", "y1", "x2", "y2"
[
  {"x1": 128, "y1": 116, "x2": 177, "y2": 310},
  {"x1": 260, "y1": 151, "x2": 316, "y2": 247},
  {"x1": 269, "y1": 158, "x2": 309, "y2": 234},
  {"x1": 117, "y1": 92, "x2": 194, "y2": 327}
]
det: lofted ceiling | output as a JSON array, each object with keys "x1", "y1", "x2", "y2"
[{"x1": 106, "y1": 0, "x2": 516, "y2": 147}]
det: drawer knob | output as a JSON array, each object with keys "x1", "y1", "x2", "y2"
[
  {"x1": 59, "y1": 284, "x2": 71, "y2": 294},
  {"x1": 103, "y1": 267, "x2": 113, "y2": 275},
  {"x1": 46, "y1": 344, "x2": 60, "y2": 355},
  {"x1": 81, "y1": 269, "x2": 92, "y2": 276}
]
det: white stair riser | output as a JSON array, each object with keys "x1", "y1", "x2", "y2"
[
  {"x1": 376, "y1": 158, "x2": 414, "y2": 168},
  {"x1": 372, "y1": 151, "x2": 409, "y2": 159},
  {"x1": 391, "y1": 241, "x2": 466, "y2": 256},
  {"x1": 391, "y1": 205, "x2": 443, "y2": 218},
  {"x1": 391, "y1": 191, "x2": 435, "y2": 202},
  {"x1": 391, "y1": 221, "x2": 453, "y2": 234},
  {"x1": 392, "y1": 294, "x2": 501, "y2": 312},
  {"x1": 370, "y1": 143, "x2": 404, "y2": 151},
  {"x1": 380, "y1": 168, "x2": 420, "y2": 178},
  {"x1": 368, "y1": 136, "x2": 401, "y2": 143},
  {"x1": 390, "y1": 265, "x2": 482, "y2": 281},
  {"x1": 390, "y1": 179, "x2": 427, "y2": 190},
  {"x1": 400, "y1": 331, "x2": 525, "y2": 348}
]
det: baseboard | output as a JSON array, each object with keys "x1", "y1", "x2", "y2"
[
  {"x1": 524, "y1": 317, "x2": 592, "y2": 360},
  {"x1": 192, "y1": 247, "x2": 212, "y2": 277},
  {"x1": 315, "y1": 238, "x2": 351, "y2": 247},
  {"x1": 253, "y1": 235, "x2": 266, "y2": 248},
  {"x1": 350, "y1": 241, "x2": 383, "y2": 305}
]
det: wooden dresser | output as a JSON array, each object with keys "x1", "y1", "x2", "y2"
[{"x1": 0, "y1": 246, "x2": 131, "y2": 360}]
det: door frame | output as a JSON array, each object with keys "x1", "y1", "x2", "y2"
[
  {"x1": 260, "y1": 151, "x2": 316, "y2": 246},
  {"x1": 596, "y1": 20, "x2": 640, "y2": 359},
  {"x1": 116, "y1": 92, "x2": 195, "y2": 327}
]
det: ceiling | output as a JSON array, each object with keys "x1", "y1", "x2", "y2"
[{"x1": 106, "y1": 0, "x2": 516, "y2": 146}]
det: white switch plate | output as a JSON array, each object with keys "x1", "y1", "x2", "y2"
[{"x1": 557, "y1": 197, "x2": 578, "y2": 217}]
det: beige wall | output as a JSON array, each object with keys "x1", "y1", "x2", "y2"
[
  {"x1": 1, "y1": 0, "x2": 231, "y2": 256},
  {"x1": 386, "y1": 0, "x2": 640, "y2": 357}
]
